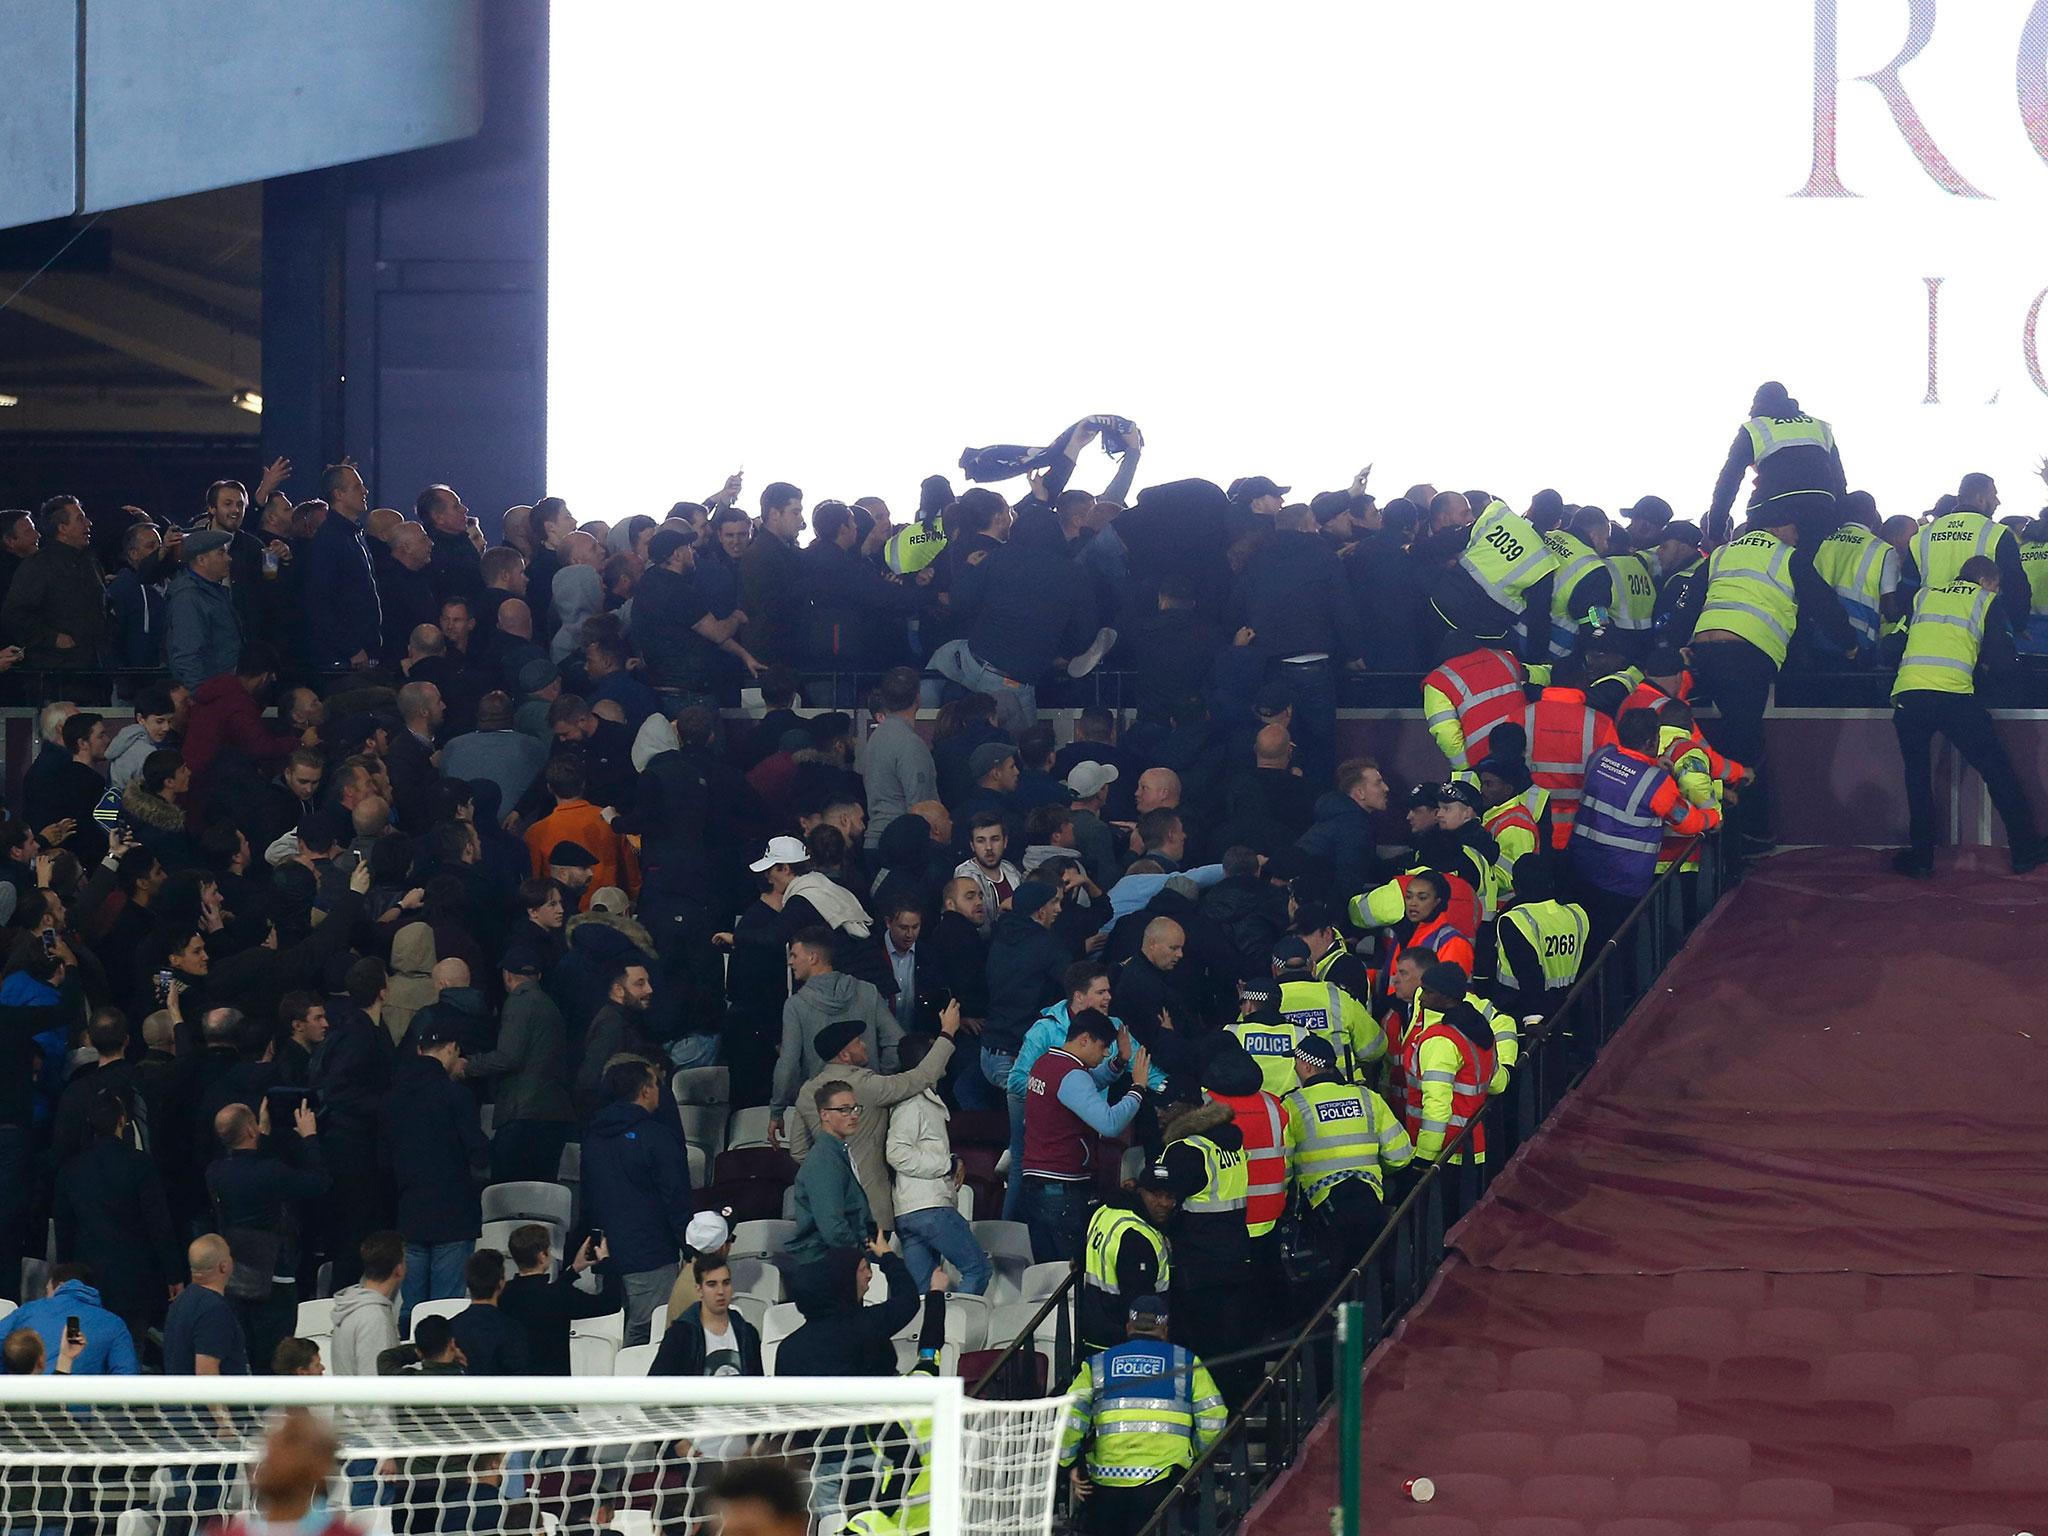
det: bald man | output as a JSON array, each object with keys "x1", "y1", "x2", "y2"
[
  {"x1": 1112, "y1": 916, "x2": 1200, "y2": 1082},
  {"x1": 1224, "y1": 722, "x2": 1317, "y2": 847},
  {"x1": 1134, "y1": 768, "x2": 1181, "y2": 816},
  {"x1": 935, "y1": 876, "x2": 992, "y2": 1029},
  {"x1": 164, "y1": 1234, "x2": 249, "y2": 1374},
  {"x1": 206, "y1": 1092, "x2": 326, "y2": 1374}
]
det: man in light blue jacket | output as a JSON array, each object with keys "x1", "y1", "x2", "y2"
[{"x1": 3, "y1": 1265, "x2": 139, "y2": 1374}]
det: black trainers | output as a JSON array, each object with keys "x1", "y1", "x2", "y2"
[{"x1": 1890, "y1": 850, "x2": 1934, "y2": 879}]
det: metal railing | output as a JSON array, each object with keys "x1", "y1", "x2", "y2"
[{"x1": 966, "y1": 833, "x2": 1736, "y2": 1531}]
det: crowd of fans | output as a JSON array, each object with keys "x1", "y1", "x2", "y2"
[{"x1": 0, "y1": 397, "x2": 2021, "y2": 1428}]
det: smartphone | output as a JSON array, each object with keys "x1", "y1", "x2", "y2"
[
  {"x1": 64, "y1": 1316, "x2": 80, "y2": 1344},
  {"x1": 154, "y1": 969, "x2": 174, "y2": 1006},
  {"x1": 39, "y1": 929, "x2": 55, "y2": 956},
  {"x1": 586, "y1": 1228, "x2": 605, "y2": 1250}
]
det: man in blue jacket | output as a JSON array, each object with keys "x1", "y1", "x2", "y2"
[
  {"x1": 3, "y1": 1263, "x2": 138, "y2": 1374},
  {"x1": 582, "y1": 1059, "x2": 692, "y2": 1345}
]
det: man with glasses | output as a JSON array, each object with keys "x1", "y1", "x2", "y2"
[
  {"x1": 789, "y1": 1077, "x2": 873, "y2": 1267},
  {"x1": 787, "y1": 1006, "x2": 961, "y2": 1263}
]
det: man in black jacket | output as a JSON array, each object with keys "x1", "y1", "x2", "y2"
[
  {"x1": 448, "y1": 1249, "x2": 530, "y2": 1375},
  {"x1": 651, "y1": 1252, "x2": 764, "y2": 1378},
  {"x1": 311, "y1": 957, "x2": 393, "y2": 1288},
  {"x1": 737, "y1": 484, "x2": 806, "y2": 665},
  {"x1": 54, "y1": 1089, "x2": 179, "y2": 1351},
  {"x1": 980, "y1": 881, "x2": 1071, "y2": 1102},
  {"x1": 207, "y1": 1098, "x2": 329, "y2": 1375},
  {"x1": 800, "y1": 502, "x2": 924, "y2": 670},
  {"x1": 500, "y1": 1225, "x2": 622, "y2": 1375},
  {"x1": 775, "y1": 1239, "x2": 923, "y2": 1378},
  {"x1": 378, "y1": 1024, "x2": 487, "y2": 1328},
  {"x1": 418, "y1": 484, "x2": 484, "y2": 605}
]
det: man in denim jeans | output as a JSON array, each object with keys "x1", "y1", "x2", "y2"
[
  {"x1": 1019, "y1": 1011, "x2": 1150, "y2": 1264},
  {"x1": 885, "y1": 1034, "x2": 992, "y2": 1293}
]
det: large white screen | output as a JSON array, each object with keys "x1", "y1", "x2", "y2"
[{"x1": 549, "y1": 3, "x2": 2048, "y2": 521}]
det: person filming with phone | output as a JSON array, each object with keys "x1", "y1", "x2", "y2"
[
  {"x1": 0, "y1": 1261, "x2": 137, "y2": 1374},
  {"x1": 205, "y1": 1097, "x2": 330, "y2": 1376}
]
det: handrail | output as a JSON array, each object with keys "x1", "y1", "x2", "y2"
[
  {"x1": 1123, "y1": 832, "x2": 1728, "y2": 1536},
  {"x1": 967, "y1": 1262, "x2": 1081, "y2": 1398}
]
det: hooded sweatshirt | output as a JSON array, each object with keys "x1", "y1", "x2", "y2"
[
  {"x1": 771, "y1": 970, "x2": 900, "y2": 1118},
  {"x1": 775, "y1": 1247, "x2": 919, "y2": 1378},
  {"x1": 383, "y1": 923, "x2": 439, "y2": 1045},
  {"x1": 329, "y1": 1282, "x2": 400, "y2": 1375},
  {"x1": 106, "y1": 722, "x2": 162, "y2": 791},
  {"x1": 550, "y1": 564, "x2": 603, "y2": 662}
]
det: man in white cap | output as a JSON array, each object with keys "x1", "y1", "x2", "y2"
[
  {"x1": 658, "y1": 1210, "x2": 733, "y2": 1322},
  {"x1": 1064, "y1": 761, "x2": 1122, "y2": 889}
]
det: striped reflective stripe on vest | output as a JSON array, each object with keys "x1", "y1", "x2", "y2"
[
  {"x1": 1745, "y1": 414, "x2": 1836, "y2": 460},
  {"x1": 1181, "y1": 1135, "x2": 1247, "y2": 1215},
  {"x1": 1699, "y1": 537, "x2": 1797, "y2": 652},
  {"x1": 1572, "y1": 752, "x2": 1665, "y2": 856},
  {"x1": 1457, "y1": 501, "x2": 1556, "y2": 611}
]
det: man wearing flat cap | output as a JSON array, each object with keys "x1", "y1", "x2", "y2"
[
  {"x1": 165, "y1": 527, "x2": 244, "y2": 689},
  {"x1": 786, "y1": 999, "x2": 961, "y2": 1263}
]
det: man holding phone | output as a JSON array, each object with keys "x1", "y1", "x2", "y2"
[
  {"x1": 205, "y1": 1099, "x2": 329, "y2": 1375},
  {"x1": 1, "y1": 1262, "x2": 138, "y2": 1374}
]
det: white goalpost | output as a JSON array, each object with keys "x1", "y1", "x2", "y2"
[{"x1": 0, "y1": 1375, "x2": 1072, "y2": 1536}]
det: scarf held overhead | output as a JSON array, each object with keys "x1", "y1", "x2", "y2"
[{"x1": 958, "y1": 414, "x2": 1144, "y2": 498}]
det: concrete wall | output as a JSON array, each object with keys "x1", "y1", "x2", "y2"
[{"x1": 0, "y1": 0, "x2": 481, "y2": 227}]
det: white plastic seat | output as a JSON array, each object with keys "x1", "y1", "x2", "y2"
[
  {"x1": 987, "y1": 1301, "x2": 1048, "y2": 1351},
  {"x1": 480, "y1": 1218, "x2": 561, "y2": 1262},
  {"x1": 729, "y1": 1257, "x2": 783, "y2": 1301},
  {"x1": 613, "y1": 1343, "x2": 659, "y2": 1376},
  {"x1": 569, "y1": 1334, "x2": 617, "y2": 1376},
  {"x1": 687, "y1": 1145, "x2": 708, "y2": 1186},
  {"x1": 677, "y1": 1099, "x2": 729, "y2": 1160},
  {"x1": 761, "y1": 1300, "x2": 805, "y2": 1344},
  {"x1": 294, "y1": 1297, "x2": 335, "y2": 1337},
  {"x1": 1021, "y1": 1260, "x2": 1071, "y2": 1302},
  {"x1": 732, "y1": 1294, "x2": 768, "y2": 1331},
  {"x1": 571, "y1": 1309, "x2": 625, "y2": 1345},
  {"x1": 556, "y1": 1142, "x2": 581, "y2": 1181},
  {"x1": 480, "y1": 1180, "x2": 573, "y2": 1231},
  {"x1": 729, "y1": 1219, "x2": 795, "y2": 1262},
  {"x1": 781, "y1": 1184, "x2": 800, "y2": 1220},
  {"x1": 942, "y1": 1293, "x2": 990, "y2": 1351},
  {"x1": 953, "y1": 1184, "x2": 974, "y2": 1221},
  {"x1": 727, "y1": 1106, "x2": 776, "y2": 1150},
  {"x1": 971, "y1": 1220, "x2": 1034, "y2": 1271},
  {"x1": 647, "y1": 1304, "x2": 669, "y2": 1340}
]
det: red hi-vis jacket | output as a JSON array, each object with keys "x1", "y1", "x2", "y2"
[
  {"x1": 1207, "y1": 1089, "x2": 1287, "y2": 1238},
  {"x1": 1423, "y1": 647, "x2": 1529, "y2": 770},
  {"x1": 1526, "y1": 688, "x2": 1618, "y2": 851},
  {"x1": 1384, "y1": 909, "x2": 1476, "y2": 995},
  {"x1": 1402, "y1": 1009, "x2": 1500, "y2": 1163},
  {"x1": 1626, "y1": 673, "x2": 1747, "y2": 781}
]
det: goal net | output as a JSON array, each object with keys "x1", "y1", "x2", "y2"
[{"x1": 0, "y1": 1375, "x2": 1071, "y2": 1536}]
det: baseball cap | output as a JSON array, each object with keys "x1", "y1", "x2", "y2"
[
  {"x1": 1236, "y1": 476, "x2": 1291, "y2": 501},
  {"x1": 686, "y1": 1212, "x2": 730, "y2": 1254},
  {"x1": 587, "y1": 885, "x2": 630, "y2": 915},
  {"x1": 516, "y1": 657, "x2": 561, "y2": 694},
  {"x1": 1128, "y1": 1293, "x2": 1171, "y2": 1322},
  {"x1": 1422, "y1": 960, "x2": 1470, "y2": 995},
  {"x1": 1010, "y1": 881, "x2": 1059, "y2": 919},
  {"x1": 500, "y1": 947, "x2": 545, "y2": 979},
  {"x1": 1065, "y1": 761, "x2": 1120, "y2": 798},
  {"x1": 1136, "y1": 1158, "x2": 1202, "y2": 1198},
  {"x1": 967, "y1": 742, "x2": 1018, "y2": 781},
  {"x1": 413, "y1": 1021, "x2": 460, "y2": 1049},
  {"x1": 1658, "y1": 520, "x2": 1704, "y2": 549},
  {"x1": 748, "y1": 834, "x2": 809, "y2": 873},
  {"x1": 1405, "y1": 782, "x2": 1441, "y2": 811},
  {"x1": 1437, "y1": 780, "x2": 1482, "y2": 810},
  {"x1": 1310, "y1": 490, "x2": 1354, "y2": 525},
  {"x1": 1622, "y1": 495, "x2": 1674, "y2": 525}
]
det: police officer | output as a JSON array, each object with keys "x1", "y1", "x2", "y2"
[
  {"x1": 1891, "y1": 555, "x2": 2046, "y2": 878},
  {"x1": 1687, "y1": 505, "x2": 1852, "y2": 847},
  {"x1": 1491, "y1": 860, "x2": 1587, "y2": 1025},
  {"x1": 1079, "y1": 1163, "x2": 1186, "y2": 1356},
  {"x1": 1281, "y1": 1035, "x2": 1414, "y2": 1273},
  {"x1": 1226, "y1": 979, "x2": 1303, "y2": 1097},
  {"x1": 1059, "y1": 1295, "x2": 1226, "y2": 1535},
  {"x1": 1427, "y1": 498, "x2": 1559, "y2": 663},
  {"x1": 1271, "y1": 937, "x2": 1381, "y2": 1082},
  {"x1": 1705, "y1": 380, "x2": 1845, "y2": 551},
  {"x1": 1294, "y1": 902, "x2": 1375, "y2": 1013}
]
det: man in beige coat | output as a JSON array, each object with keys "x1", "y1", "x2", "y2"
[{"x1": 787, "y1": 999, "x2": 961, "y2": 1239}]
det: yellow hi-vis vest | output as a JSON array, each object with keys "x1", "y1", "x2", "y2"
[
  {"x1": 1084, "y1": 1205, "x2": 1170, "y2": 1299},
  {"x1": 882, "y1": 521, "x2": 948, "y2": 576},
  {"x1": 1696, "y1": 530, "x2": 1799, "y2": 666},
  {"x1": 1457, "y1": 500, "x2": 1559, "y2": 613},
  {"x1": 2019, "y1": 543, "x2": 2048, "y2": 655},
  {"x1": 1542, "y1": 530, "x2": 1604, "y2": 654},
  {"x1": 1912, "y1": 512, "x2": 2011, "y2": 592},
  {"x1": 1179, "y1": 1134, "x2": 1248, "y2": 1217},
  {"x1": 1227, "y1": 1016, "x2": 1303, "y2": 1097},
  {"x1": 1059, "y1": 1341, "x2": 1226, "y2": 1487},
  {"x1": 1744, "y1": 414, "x2": 1836, "y2": 464},
  {"x1": 1280, "y1": 1079, "x2": 1414, "y2": 1206},
  {"x1": 1809, "y1": 523, "x2": 1891, "y2": 649},
  {"x1": 1495, "y1": 898, "x2": 1588, "y2": 994},
  {"x1": 1410, "y1": 992, "x2": 1516, "y2": 1082},
  {"x1": 1277, "y1": 977, "x2": 1382, "y2": 1080},
  {"x1": 1607, "y1": 551, "x2": 1658, "y2": 632},
  {"x1": 1892, "y1": 580, "x2": 1992, "y2": 699}
]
